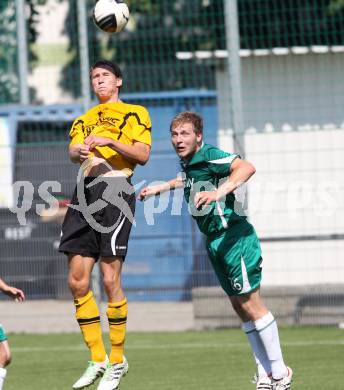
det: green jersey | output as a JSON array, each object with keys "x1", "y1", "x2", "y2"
[
  {"x1": 181, "y1": 143, "x2": 248, "y2": 237},
  {"x1": 181, "y1": 143, "x2": 262, "y2": 297},
  {"x1": 0, "y1": 324, "x2": 7, "y2": 342}
]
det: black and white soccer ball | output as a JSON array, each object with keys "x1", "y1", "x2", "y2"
[{"x1": 93, "y1": 0, "x2": 130, "y2": 33}]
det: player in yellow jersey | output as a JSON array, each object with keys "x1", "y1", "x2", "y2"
[{"x1": 59, "y1": 60, "x2": 152, "y2": 390}]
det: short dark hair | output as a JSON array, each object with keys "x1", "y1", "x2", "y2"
[
  {"x1": 90, "y1": 60, "x2": 122, "y2": 79},
  {"x1": 170, "y1": 111, "x2": 203, "y2": 134}
]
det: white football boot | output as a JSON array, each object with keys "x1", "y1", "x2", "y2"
[
  {"x1": 252, "y1": 374, "x2": 273, "y2": 390},
  {"x1": 97, "y1": 356, "x2": 129, "y2": 390},
  {"x1": 72, "y1": 357, "x2": 108, "y2": 389},
  {"x1": 272, "y1": 367, "x2": 293, "y2": 390}
]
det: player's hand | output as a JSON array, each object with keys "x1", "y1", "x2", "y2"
[
  {"x1": 84, "y1": 135, "x2": 111, "y2": 149},
  {"x1": 3, "y1": 286, "x2": 25, "y2": 302},
  {"x1": 78, "y1": 144, "x2": 91, "y2": 162},
  {"x1": 194, "y1": 191, "x2": 218, "y2": 209},
  {"x1": 138, "y1": 186, "x2": 160, "y2": 201}
]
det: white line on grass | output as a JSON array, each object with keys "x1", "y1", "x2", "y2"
[{"x1": 11, "y1": 339, "x2": 344, "y2": 353}]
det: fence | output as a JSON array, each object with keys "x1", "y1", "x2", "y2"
[{"x1": 0, "y1": 91, "x2": 218, "y2": 302}]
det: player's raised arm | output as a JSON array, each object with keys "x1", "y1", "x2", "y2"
[
  {"x1": 194, "y1": 158, "x2": 256, "y2": 208},
  {"x1": 216, "y1": 157, "x2": 256, "y2": 199},
  {"x1": 138, "y1": 176, "x2": 183, "y2": 201}
]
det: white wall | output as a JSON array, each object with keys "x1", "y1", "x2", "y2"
[
  {"x1": 261, "y1": 239, "x2": 344, "y2": 286},
  {"x1": 217, "y1": 51, "x2": 344, "y2": 133},
  {"x1": 249, "y1": 130, "x2": 344, "y2": 286},
  {"x1": 247, "y1": 129, "x2": 344, "y2": 237},
  {"x1": 218, "y1": 129, "x2": 344, "y2": 286}
]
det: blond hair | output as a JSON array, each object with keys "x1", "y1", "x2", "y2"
[{"x1": 170, "y1": 111, "x2": 203, "y2": 134}]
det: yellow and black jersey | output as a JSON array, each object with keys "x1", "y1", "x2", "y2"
[{"x1": 69, "y1": 101, "x2": 152, "y2": 175}]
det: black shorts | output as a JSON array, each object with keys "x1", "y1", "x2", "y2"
[{"x1": 59, "y1": 176, "x2": 135, "y2": 260}]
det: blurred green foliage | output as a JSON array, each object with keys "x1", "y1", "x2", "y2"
[{"x1": 2, "y1": 0, "x2": 344, "y2": 103}]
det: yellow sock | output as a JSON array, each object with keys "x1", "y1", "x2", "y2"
[
  {"x1": 107, "y1": 298, "x2": 128, "y2": 364},
  {"x1": 74, "y1": 291, "x2": 106, "y2": 362}
]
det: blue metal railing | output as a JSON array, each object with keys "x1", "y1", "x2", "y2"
[{"x1": 0, "y1": 89, "x2": 217, "y2": 122}]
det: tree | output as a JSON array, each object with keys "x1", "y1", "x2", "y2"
[
  {"x1": 58, "y1": 0, "x2": 344, "y2": 96},
  {"x1": 59, "y1": 0, "x2": 102, "y2": 99},
  {"x1": 239, "y1": 0, "x2": 344, "y2": 49},
  {"x1": 0, "y1": 0, "x2": 48, "y2": 105},
  {"x1": 60, "y1": 0, "x2": 224, "y2": 95},
  {"x1": 0, "y1": 1, "x2": 19, "y2": 103},
  {"x1": 2, "y1": 0, "x2": 344, "y2": 103},
  {"x1": 329, "y1": 0, "x2": 344, "y2": 12}
]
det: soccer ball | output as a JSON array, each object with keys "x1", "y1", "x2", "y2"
[{"x1": 93, "y1": 0, "x2": 130, "y2": 33}]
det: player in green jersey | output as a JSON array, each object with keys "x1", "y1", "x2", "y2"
[
  {"x1": 0, "y1": 277, "x2": 25, "y2": 390},
  {"x1": 139, "y1": 112, "x2": 293, "y2": 390}
]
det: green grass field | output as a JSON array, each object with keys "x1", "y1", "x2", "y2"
[{"x1": 5, "y1": 327, "x2": 343, "y2": 389}]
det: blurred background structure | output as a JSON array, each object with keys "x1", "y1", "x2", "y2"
[{"x1": 0, "y1": 0, "x2": 344, "y2": 329}]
